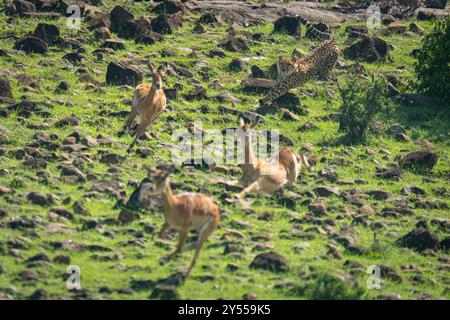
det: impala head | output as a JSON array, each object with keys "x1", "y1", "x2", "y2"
[
  {"x1": 148, "y1": 62, "x2": 167, "y2": 90},
  {"x1": 237, "y1": 115, "x2": 260, "y2": 133},
  {"x1": 146, "y1": 165, "x2": 175, "y2": 193}
]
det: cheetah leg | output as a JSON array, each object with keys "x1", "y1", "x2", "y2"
[{"x1": 316, "y1": 52, "x2": 339, "y2": 81}]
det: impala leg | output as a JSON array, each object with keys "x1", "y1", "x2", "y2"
[
  {"x1": 127, "y1": 118, "x2": 151, "y2": 152},
  {"x1": 237, "y1": 180, "x2": 260, "y2": 199},
  {"x1": 158, "y1": 222, "x2": 170, "y2": 239},
  {"x1": 160, "y1": 230, "x2": 188, "y2": 265},
  {"x1": 123, "y1": 108, "x2": 138, "y2": 132},
  {"x1": 184, "y1": 222, "x2": 216, "y2": 278}
]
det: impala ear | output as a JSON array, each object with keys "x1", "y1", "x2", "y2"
[
  {"x1": 147, "y1": 61, "x2": 155, "y2": 74},
  {"x1": 250, "y1": 116, "x2": 261, "y2": 129},
  {"x1": 144, "y1": 165, "x2": 156, "y2": 176},
  {"x1": 237, "y1": 115, "x2": 245, "y2": 129}
]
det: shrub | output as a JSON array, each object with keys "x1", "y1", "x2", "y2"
[
  {"x1": 291, "y1": 273, "x2": 366, "y2": 300},
  {"x1": 414, "y1": 18, "x2": 450, "y2": 104},
  {"x1": 338, "y1": 75, "x2": 392, "y2": 143}
]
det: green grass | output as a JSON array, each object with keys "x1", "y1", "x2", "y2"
[{"x1": 0, "y1": 3, "x2": 449, "y2": 300}]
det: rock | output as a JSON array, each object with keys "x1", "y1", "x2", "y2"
[
  {"x1": 83, "y1": 219, "x2": 100, "y2": 230},
  {"x1": 314, "y1": 186, "x2": 340, "y2": 197},
  {"x1": 118, "y1": 208, "x2": 137, "y2": 224},
  {"x1": 318, "y1": 168, "x2": 338, "y2": 182},
  {"x1": 73, "y1": 201, "x2": 90, "y2": 216},
  {"x1": 334, "y1": 235, "x2": 356, "y2": 248},
  {"x1": 101, "y1": 39, "x2": 126, "y2": 50},
  {"x1": 376, "y1": 167, "x2": 402, "y2": 180},
  {"x1": 251, "y1": 66, "x2": 267, "y2": 78},
  {"x1": 63, "y1": 52, "x2": 84, "y2": 65},
  {"x1": 29, "y1": 289, "x2": 48, "y2": 300},
  {"x1": 249, "y1": 252, "x2": 288, "y2": 273},
  {"x1": 397, "y1": 151, "x2": 437, "y2": 170},
  {"x1": 17, "y1": 269, "x2": 38, "y2": 283},
  {"x1": 14, "y1": 37, "x2": 48, "y2": 54},
  {"x1": 50, "y1": 206, "x2": 74, "y2": 220},
  {"x1": 193, "y1": 22, "x2": 205, "y2": 33},
  {"x1": 13, "y1": 0, "x2": 35, "y2": 14},
  {"x1": 100, "y1": 153, "x2": 120, "y2": 165},
  {"x1": 110, "y1": 6, "x2": 134, "y2": 34},
  {"x1": 219, "y1": 36, "x2": 249, "y2": 52},
  {"x1": 61, "y1": 165, "x2": 86, "y2": 182},
  {"x1": 273, "y1": 16, "x2": 301, "y2": 36},
  {"x1": 386, "y1": 123, "x2": 406, "y2": 136},
  {"x1": 150, "y1": 285, "x2": 180, "y2": 300},
  {"x1": 53, "y1": 255, "x2": 70, "y2": 264},
  {"x1": 135, "y1": 31, "x2": 164, "y2": 45},
  {"x1": 396, "y1": 227, "x2": 439, "y2": 252},
  {"x1": 367, "y1": 189, "x2": 390, "y2": 200},
  {"x1": 229, "y1": 58, "x2": 246, "y2": 71},
  {"x1": 55, "y1": 116, "x2": 79, "y2": 127},
  {"x1": 33, "y1": 23, "x2": 60, "y2": 45},
  {"x1": 0, "y1": 78, "x2": 13, "y2": 99},
  {"x1": 308, "y1": 201, "x2": 327, "y2": 215},
  {"x1": 409, "y1": 23, "x2": 425, "y2": 34},
  {"x1": 87, "y1": 12, "x2": 111, "y2": 30},
  {"x1": 56, "y1": 81, "x2": 70, "y2": 92},
  {"x1": 151, "y1": 12, "x2": 183, "y2": 34},
  {"x1": 415, "y1": 139, "x2": 434, "y2": 149},
  {"x1": 425, "y1": 0, "x2": 447, "y2": 9},
  {"x1": 345, "y1": 25, "x2": 368, "y2": 34},
  {"x1": 344, "y1": 36, "x2": 390, "y2": 62},
  {"x1": 242, "y1": 77, "x2": 275, "y2": 92},
  {"x1": 27, "y1": 192, "x2": 52, "y2": 206},
  {"x1": 379, "y1": 265, "x2": 403, "y2": 283},
  {"x1": 214, "y1": 92, "x2": 241, "y2": 106},
  {"x1": 152, "y1": 0, "x2": 185, "y2": 14},
  {"x1": 439, "y1": 237, "x2": 450, "y2": 251},
  {"x1": 223, "y1": 243, "x2": 245, "y2": 255},
  {"x1": 401, "y1": 185, "x2": 426, "y2": 196},
  {"x1": 106, "y1": 61, "x2": 142, "y2": 86},
  {"x1": 23, "y1": 157, "x2": 47, "y2": 169},
  {"x1": 125, "y1": 178, "x2": 160, "y2": 211},
  {"x1": 387, "y1": 22, "x2": 407, "y2": 33}
]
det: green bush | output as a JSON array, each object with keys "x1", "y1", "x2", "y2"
[
  {"x1": 291, "y1": 273, "x2": 366, "y2": 300},
  {"x1": 338, "y1": 75, "x2": 392, "y2": 143},
  {"x1": 414, "y1": 18, "x2": 450, "y2": 104}
]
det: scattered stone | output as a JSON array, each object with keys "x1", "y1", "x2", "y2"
[
  {"x1": 27, "y1": 192, "x2": 52, "y2": 206},
  {"x1": 367, "y1": 189, "x2": 390, "y2": 200},
  {"x1": 14, "y1": 37, "x2": 48, "y2": 54},
  {"x1": 273, "y1": 16, "x2": 301, "y2": 36},
  {"x1": 151, "y1": 13, "x2": 183, "y2": 34},
  {"x1": 0, "y1": 78, "x2": 13, "y2": 98},
  {"x1": 249, "y1": 252, "x2": 288, "y2": 273},
  {"x1": 409, "y1": 22, "x2": 425, "y2": 34},
  {"x1": 314, "y1": 186, "x2": 340, "y2": 197},
  {"x1": 33, "y1": 23, "x2": 60, "y2": 45},
  {"x1": 150, "y1": 284, "x2": 180, "y2": 300},
  {"x1": 106, "y1": 61, "x2": 142, "y2": 86},
  {"x1": 396, "y1": 227, "x2": 439, "y2": 252},
  {"x1": 344, "y1": 36, "x2": 390, "y2": 62},
  {"x1": 425, "y1": 0, "x2": 447, "y2": 9},
  {"x1": 401, "y1": 185, "x2": 426, "y2": 196},
  {"x1": 118, "y1": 208, "x2": 137, "y2": 224},
  {"x1": 219, "y1": 36, "x2": 249, "y2": 53},
  {"x1": 397, "y1": 151, "x2": 437, "y2": 170}
]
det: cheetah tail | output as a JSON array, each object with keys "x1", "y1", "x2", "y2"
[{"x1": 296, "y1": 16, "x2": 333, "y2": 41}]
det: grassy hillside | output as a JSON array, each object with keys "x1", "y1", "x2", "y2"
[{"x1": 0, "y1": 1, "x2": 449, "y2": 300}]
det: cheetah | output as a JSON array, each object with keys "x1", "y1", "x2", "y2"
[{"x1": 260, "y1": 16, "x2": 340, "y2": 107}]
